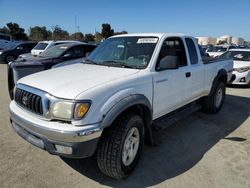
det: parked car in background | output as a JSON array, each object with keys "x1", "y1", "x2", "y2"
[
  {"x1": 8, "y1": 42, "x2": 97, "y2": 98},
  {"x1": 0, "y1": 41, "x2": 37, "y2": 63},
  {"x1": 220, "y1": 49, "x2": 250, "y2": 86},
  {"x1": 206, "y1": 45, "x2": 237, "y2": 57},
  {"x1": 31, "y1": 40, "x2": 83, "y2": 56},
  {"x1": 0, "y1": 33, "x2": 19, "y2": 50},
  {"x1": 52, "y1": 57, "x2": 85, "y2": 69},
  {"x1": 9, "y1": 33, "x2": 233, "y2": 179}
]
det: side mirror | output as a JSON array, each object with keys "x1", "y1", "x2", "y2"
[
  {"x1": 157, "y1": 56, "x2": 179, "y2": 71},
  {"x1": 85, "y1": 52, "x2": 90, "y2": 57}
]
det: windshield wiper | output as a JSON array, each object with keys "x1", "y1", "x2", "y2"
[
  {"x1": 101, "y1": 60, "x2": 137, "y2": 69},
  {"x1": 84, "y1": 59, "x2": 99, "y2": 65}
]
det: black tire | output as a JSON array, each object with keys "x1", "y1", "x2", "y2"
[
  {"x1": 97, "y1": 113, "x2": 144, "y2": 179},
  {"x1": 5, "y1": 55, "x2": 15, "y2": 63},
  {"x1": 201, "y1": 82, "x2": 226, "y2": 113}
]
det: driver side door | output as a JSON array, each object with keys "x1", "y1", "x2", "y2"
[{"x1": 153, "y1": 37, "x2": 191, "y2": 119}]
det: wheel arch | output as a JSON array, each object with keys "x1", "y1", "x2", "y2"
[
  {"x1": 100, "y1": 94, "x2": 154, "y2": 146},
  {"x1": 209, "y1": 69, "x2": 227, "y2": 96}
]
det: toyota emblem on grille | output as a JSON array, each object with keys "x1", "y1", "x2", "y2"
[{"x1": 22, "y1": 96, "x2": 28, "y2": 106}]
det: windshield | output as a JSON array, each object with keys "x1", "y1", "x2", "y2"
[
  {"x1": 87, "y1": 36, "x2": 158, "y2": 69},
  {"x1": 39, "y1": 45, "x2": 68, "y2": 58},
  {"x1": 33, "y1": 42, "x2": 48, "y2": 50},
  {"x1": 220, "y1": 51, "x2": 250, "y2": 61}
]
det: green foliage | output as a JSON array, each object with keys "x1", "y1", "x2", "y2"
[
  {"x1": 0, "y1": 26, "x2": 10, "y2": 34},
  {"x1": 0, "y1": 22, "x2": 28, "y2": 40},
  {"x1": 29, "y1": 26, "x2": 51, "y2": 41},
  {"x1": 114, "y1": 31, "x2": 128, "y2": 36},
  {"x1": 70, "y1": 32, "x2": 84, "y2": 40},
  {"x1": 0, "y1": 22, "x2": 128, "y2": 42},
  {"x1": 217, "y1": 40, "x2": 227, "y2": 45},
  {"x1": 101, "y1": 23, "x2": 114, "y2": 39},
  {"x1": 85, "y1": 33, "x2": 95, "y2": 41},
  {"x1": 51, "y1": 25, "x2": 69, "y2": 40},
  {"x1": 95, "y1": 32, "x2": 103, "y2": 42}
]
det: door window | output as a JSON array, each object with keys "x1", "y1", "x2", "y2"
[{"x1": 157, "y1": 37, "x2": 187, "y2": 70}]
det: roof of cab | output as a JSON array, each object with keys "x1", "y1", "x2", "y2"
[
  {"x1": 110, "y1": 33, "x2": 188, "y2": 38},
  {"x1": 51, "y1": 42, "x2": 90, "y2": 48}
]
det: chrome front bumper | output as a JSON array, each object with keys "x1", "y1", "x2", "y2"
[{"x1": 9, "y1": 101, "x2": 102, "y2": 143}]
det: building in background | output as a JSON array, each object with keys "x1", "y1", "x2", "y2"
[
  {"x1": 197, "y1": 35, "x2": 247, "y2": 46},
  {"x1": 197, "y1": 37, "x2": 217, "y2": 45},
  {"x1": 217, "y1": 35, "x2": 232, "y2": 44},
  {"x1": 232, "y1": 37, "x2": 244, "y2": 45}
]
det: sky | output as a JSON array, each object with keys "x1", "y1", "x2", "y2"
[{"x1": 0, "y1": 0, "x2": 250, "y2": 40}]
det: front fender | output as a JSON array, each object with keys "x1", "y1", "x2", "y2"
[{"x1": 100, "y1": 94, "x2": 152, "y2": 129}]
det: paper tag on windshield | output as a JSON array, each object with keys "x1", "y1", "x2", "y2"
[{"x1": 137, "y1": 38, "x2": 158, "y2": 44}]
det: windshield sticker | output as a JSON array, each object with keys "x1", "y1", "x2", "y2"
[
  {"x1": 60, "y1": 46, "x2": 68, "y2": 49},
  {"x1": 137, "y1": 38, "x2": 158, "y2": 44},
  {"x1": 234, "y1": 54, "x2": 243, "y2": 59}
]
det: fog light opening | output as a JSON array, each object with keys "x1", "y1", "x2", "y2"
[
  {"x1": 55, "y1": 145, "x2": 73, "y2": 154},
  {"x1": 240, "y1": 77, "x2": 246, "y2": 82}
]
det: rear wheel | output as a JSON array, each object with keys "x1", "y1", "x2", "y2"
[
  {"x1": 97, "y1": 113, "x2": 144, "y2": 179},
  {"x1": 201, "y1": 82, "x2": 225, "y2": 113}
]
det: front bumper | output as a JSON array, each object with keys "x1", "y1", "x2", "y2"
[
  {"x1": 230, "y1": 71, "x2": 250, "y2": 85},
  {"x1": 9, "y1": 101, "x2": 102, "y2": 158}
]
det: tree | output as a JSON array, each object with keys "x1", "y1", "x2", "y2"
[
  {"x1": 5, "y1": 22, "x2": 28, "y2": 40},
  {"x1": 0, "y1": 26, "x2": 10, "y2": 34},
  {"x1": 29, "y1": 26, "x2": 51, "y2": 41},
  {"x1": 51, "y1": 25, "x2": 69, "y2": 40},
  {"x1": 114, "y1": 31, "x2": 128, "y2": 35},
  {"x1": 101, "y1": 23, "x2": 114, "y2": 39},
  {"x1": 217, "y1": 40, "x2": 227, "y2": 45},
  {"x1": 85, "y1": 33, "x2": 95, "y2": 41},
  {"x1": 95, "y1": 32, "x2": 103, "y2": 42},
  {"x1": 70, "y1": 32, "x2": 84, "y2": 40}
]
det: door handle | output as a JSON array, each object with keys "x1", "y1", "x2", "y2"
[
  {"x1": 185, "y1": 72, "x2": 191, "y2": 78},
  {"x1": 156, "y1": 78, "x2": 168, "y2": 83}
]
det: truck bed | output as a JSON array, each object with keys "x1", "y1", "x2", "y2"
[{"x1": 202, "y1": 56, "x2": 228, "y2": 64}]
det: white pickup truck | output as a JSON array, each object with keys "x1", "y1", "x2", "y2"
[{"x1": 9, "y1": 33, "x2": 233, "y2": 179}]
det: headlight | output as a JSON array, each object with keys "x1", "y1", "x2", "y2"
[
  {"x1": 0, "y1": 51, "x2": 2, "y2": 55},
  {"x1": 50, "y1": 101, "x2": 91, "y2": 120},
  {"x1": 50, "y1": 101, "x2": 74, "y2": 120},
  {"x1": 234, "y1": 66, "x2": 250, "y2": 73}
]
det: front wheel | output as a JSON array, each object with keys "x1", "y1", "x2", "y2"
[
  {"x1": 97, "y1": 113, "x2": 144, "y2": 179},
  {"x1": 201, "y1": 82, "x2": 226, "y2": 113}
]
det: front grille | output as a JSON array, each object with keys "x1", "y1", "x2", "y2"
[{"x1": 14, "y1": 88, "x2": 43, "y2": 115}]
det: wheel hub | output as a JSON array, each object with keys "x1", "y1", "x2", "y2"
[
  {"x1": 122, "y1": 127, "x2": 140, "y2": 166},
  {"x1": 215, "y1": 88, "x2": 223, "y2": 108}
]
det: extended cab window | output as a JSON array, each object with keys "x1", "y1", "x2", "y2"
[
  {"x1": 157, "y1": 37, "x2": 187, "y2": 70},
  {"x1": 185, "y1": 38, "x2": 198, "y2": 64}
]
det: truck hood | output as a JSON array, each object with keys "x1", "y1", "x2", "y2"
[
  {"x1": 18, "y1": 63, "x2": 140, "y2": 99},
  {"x1": 233, "y1": 60, "x2": 250, "y2": 68}
]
